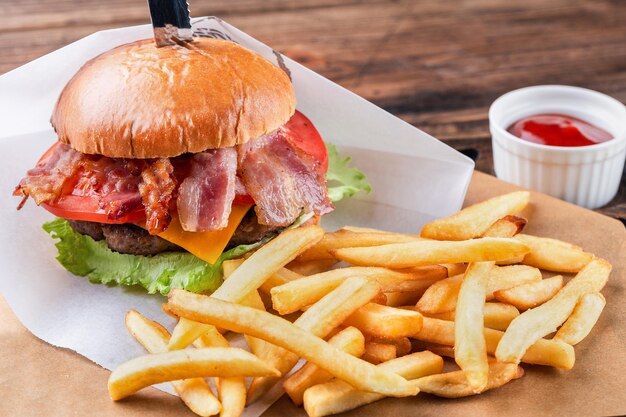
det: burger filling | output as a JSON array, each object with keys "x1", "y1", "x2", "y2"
[{"x1": 15, "y1": 111, "x2": 332, "y2": 253}]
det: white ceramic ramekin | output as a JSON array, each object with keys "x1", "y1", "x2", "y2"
[{"x1": 490, "y1": 85, "x2": 626, "y2": 209}]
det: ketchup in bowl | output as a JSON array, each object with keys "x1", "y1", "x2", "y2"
[{"x1": 507, "y1": 114, "x2": 613, "y2": 147}]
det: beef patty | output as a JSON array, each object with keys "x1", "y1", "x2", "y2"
[{"x1": 68, "y1": 208, "x2": 283, "y2": 257}]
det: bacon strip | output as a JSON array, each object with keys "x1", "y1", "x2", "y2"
[
  {"x1": 139, "y1": 159, "x2": 177, "y2": 235},
  {"x1": 238, "y1": 132, "x2": 333, "y2": 226},
  {"x1": 13, "y1": 143, "x2": 83, "y2": 206},
  {"x1": 176, "y1": 148, "x2": 238, "y2": 232}
]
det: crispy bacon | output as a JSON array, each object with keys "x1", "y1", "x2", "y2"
[
  {"x1": 238, "y1": 131, "x2": 333, "y2": 226},
  {"x1": 176, "y1": 148, "x2": 238, "y2": 232},
  {"x1": 79, "y1": 158, "x2": 144, "y2": 219},
  {"x1": 139, "y1": 158, "x2": 177, "y2": 235},
  {"x1": 13, "y1": 143, "x2": 83, "y2": 206}
]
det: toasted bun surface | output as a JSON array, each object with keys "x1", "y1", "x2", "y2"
[{"x1": 51, "y1": 38, "x2": 296, "y2": 158}]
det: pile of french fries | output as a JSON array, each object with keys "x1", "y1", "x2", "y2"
[{"x1": 108, "y1": 191, "x2": 611, "y2": 417}]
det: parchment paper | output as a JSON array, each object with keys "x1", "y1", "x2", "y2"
[
  {"x1": 1, "y1": 172, "x2": 624, "y2": 417},
  {"x1": 0, "y1": 17, "x2": 474, "y2": 417}
]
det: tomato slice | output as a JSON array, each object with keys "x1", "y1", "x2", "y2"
[
  {"x1": 38, "y1": 110, "x2": 328, "y2": 224},
  {"x1": 281, "y1": 110, "x2": 329, "y2": 173},
  {"x1": 42, "y1": 196, "x2": 145, "y2": 224}
]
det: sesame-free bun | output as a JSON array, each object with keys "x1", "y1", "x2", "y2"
[{"x1": 51, "y1": 38, "x2": 296, "y2": 158}]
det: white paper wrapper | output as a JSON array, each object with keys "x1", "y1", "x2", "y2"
[{"x1": 0, "y1": 17, "x2": 473, "y2": 416}]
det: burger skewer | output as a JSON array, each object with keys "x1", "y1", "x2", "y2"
[{"x1": 147, "y1": 0, "x2": 194, "y2": 47}]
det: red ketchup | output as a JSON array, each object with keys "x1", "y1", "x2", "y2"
[{"x1": 507, "y1": 114, "x2": 612, "y2": 147}]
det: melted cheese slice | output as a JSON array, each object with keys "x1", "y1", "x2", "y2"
[{"x1": 158, "y1": 205, "x2": 252, "y2": 264}]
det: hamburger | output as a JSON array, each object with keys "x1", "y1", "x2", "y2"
[{"x1": 14, "y1": 37, "x2": 370, "y2": 294}]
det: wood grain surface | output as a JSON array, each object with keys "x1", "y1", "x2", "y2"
[{"x1": 1, "y1": 0, "x2": 625, "y2": 221}]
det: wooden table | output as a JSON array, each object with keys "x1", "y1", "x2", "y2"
[{"x1": 2, "y1": 0, "x2": 625, "y2": 222}]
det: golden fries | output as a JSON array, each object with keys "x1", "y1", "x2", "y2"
[
  {"x1": 515, "y1": 234, "x2": 594, "y2": 273},
  {"x1": 111, "y1": 191, "x2": 611, "y2": 416},
  {"x1": 494, "y1": 276, "x2": 563, "y2": 310},
  {"x1": 424, "y1": 302, "x2": 519, "y2": 331},
  {"x1": 486, "y1": 265, "x2": 542, "y2": 298},
  {"x1": 421, "y1": 191, "x2": 530, "y2": 240},
  {"x1": 298, "y1": 229, "x2": 422, "y2": 261},
  {"x1": 224, "y1": 258, "x2": 301, "y2": 297},
  {"x1": 333, "y1": 238, "x2": 529, "y2": 268},
  {"x1": 344, "y1": 303, "x2": 423, "y2": 339},
  {"x1": 496, "y1": 258, "x2": 611, "y2": 364},
  {"x1": 287, "y1": 259, "x2": 339, "y2": 276},
  {"x1": 193, "y1": 327, "x2": 246, "y2": 417},
  {"x1": 454, "y1": 262, "x2": 492, "y2": 392},
  {"x1": 483, "y1": 215, "x2": 527, "y2": 238},
  {"x1": 166, "y1": 290, "x2": 419, "y2": 397},
  {"x1": 416, "y1": 274, "x2": 463, "y2": 314},
  {"x1": 413, "y1": 317, "x2": 575, "y2": 368},
  {"x1": 249, "y1": 276, "x2": 381, "y2": 402},
  {"x1": 169, "y1": 226, "x2": 324, "y2": 350},
  {"x1": 125, "y1": 311, "x2": 221, "y2": 417},
  {"x1": 272, "y1": 266, "x2": 445, "y2": 315},
  {"x1": 554, "y1": 292, "x2": 606, "y2": 345},
  {"x1": 385, "y1": 291, "x2": 424, "y2": 307},
  {"x1": 362, "y1": 341, "x2": 397, "y2": 364},
  {"x1": 414, "y1": 362, "x2": 523, "y2": 398},
  {"x1": 302, "y1": 351, "x2": 443, "y2": 417},
  {"x1": 283, "y1": 327, "x2": 365, "y2": 406},
  {"x1": 108, "y1": 348, "x2": 279, "y2": 401},
  {"x1": 416, "y1": 265, "x2": 540, "y2": 314},
  {"x1": 214, "y1": 225, "x2": 324, "y2": 302}
]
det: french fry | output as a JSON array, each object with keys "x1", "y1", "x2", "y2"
[
  {"x1": 297, "y1": 229, "x2": 422, "y2": 261},
  {"x1": 424, "y1": 345, "x2": 456, "y2": 359},
  {"x1": 125, "y1": 311, "x2": 221, "y2": 417},
  {"x1": 248, "y1": 276, "x2": 382, "y2": 403},
  {"x1": 494, "y1": 276, "x2": 563, "y2": 310},
  {"x1": 262, "y1": 268, "x2": 303, "y2": 294},
  {"x1": 554, "y1": 292, "x2": 606, "y2": 345},
  {"x1": 454, "y1": 261, "x2": 492, "y2": 392},
  {"x1": 302, "y1": 351, "x2": 443, "y2": 417},
  {"x1": 414, "y1": 362, "x2": 523, "y2": 398},
  {"x1": 415, "y1": 274, "x2": 463, "y2": 314},
  {"x1": 413, "y1": 317, "x2": 575, "y2": 369},
  {"x1": 481, "y1": 303, "x2": 520, "y2": 331},
  {"x1": 287, "y1": 259, "x2": 339, "y2": 276},
  {"x1": 416, "y1": 265, "x2": 541, "y2": 314},
  {"x1": 442, "y1": 263, "x2": 468, "y2": 276},
  {"x1": 333, "y1": 238, "x2": 530, "y2": 268},
  {"x1": 193, "y1": 327, "x2": 245, "y2": 417},
  {"x1": 344, "y1": 303, "x2": 424, "y2": 339},
  {"x1": 486, "y1": 265, "x2": 542, "y2": 298},
  {"x1": 168, "y1": 225, "x2": 324, "y2": 350},
  {"x1": 385, "y1": 291, "x2": 424, "y2": 307},
  {"x1": 424, "y1": 302, "x2": 520, "y2": 331},
  {"x1": 496, "y1": 258, "x2": 611, "y2": 364},
  {"x1": 365, "y1": 336, "x2": 412, "y2": 358},
  {"x1": 420, "y1": 191, "x2": 530, "y2": 240},
  {"x1": 212, "y1": 225, "x2": 323, "y2": 302},
  {"x1": 392, "y1": 337, "x2": 412, "y2": 357},
  {"x1": 362, "y1": 342, "x2": 397, "y2": 364},
  {"x1": 283, "y1": 327, "x2": 366, "y2": 406},
  {"x1": 166, "y1": 290, "x2": 419, "y2": 398},
  {"x1": 340, "y1": 225, "x2": 411, "y2": 234},
  {"x1": 515, "y1": 234, "x2": 594, "y2": 273},
  {"x1": 271, "y1": 266, "x2": 445, "y2": 315},
  {"x1": 225, "y1": 258, "x2": 305, "y2": 294},
  {"x1": 108, "y1": 348, "x2": 280, "y2": 401},
  {"x1": 483, "y1": 215, "x2": 527, "y2": 238},
  {"x1": 222, "y1": 259, "x2": 275, "y2": 359}
]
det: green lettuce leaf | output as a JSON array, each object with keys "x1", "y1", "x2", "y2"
[
  {"x1": 42, "y1": 218, "x2": 262, "y2": 296},
  {"x1": 326, "y1": 143, "x2": 372, "y2": 202}
]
